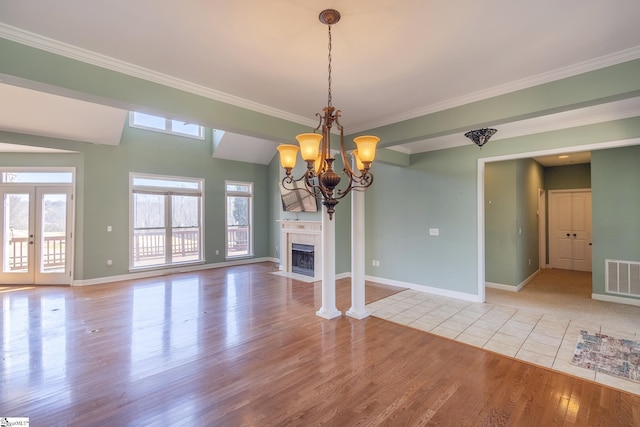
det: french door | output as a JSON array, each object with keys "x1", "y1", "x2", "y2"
[{"x1": 0, "y1": 186, "x2": 73, "y2": 285}]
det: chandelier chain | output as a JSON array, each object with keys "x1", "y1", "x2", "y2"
[{"x1": 327, "y1": 24, "x2": 332, "y2": 107}]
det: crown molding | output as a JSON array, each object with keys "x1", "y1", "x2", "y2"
[
  {"x1": 0, "y1": 23, "x2": 316, "y2": 128},
  {"x1": 2, "y1": 23, "x2": 639, "y2": 135},
  {"x1": 352, "y1": 46, "x2": 640, "y2": 133}
]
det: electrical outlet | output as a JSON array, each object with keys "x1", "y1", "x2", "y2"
[
  {"x1": 107, "y1": 260, "x2": 113, "y2": 266},
  {"x1": 215, "y1": 249, "x2": 219, "y2": 255}
]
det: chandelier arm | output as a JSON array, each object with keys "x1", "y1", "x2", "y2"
[
  {"x1": 339, "y1": 128, "x2": 358, "y2": 178},
  {"x1": 335, "y1": 170, "x2": 354, "y2": 199},
  {"x1": 313, "y1": 113, "x2": 323, "y2": 134},
  {"x1": 281, "y1": 174, "x2": 316, "y2": 197},
  {"x1": 337, "y1": 170, "x2": 374, "y2": 198}
]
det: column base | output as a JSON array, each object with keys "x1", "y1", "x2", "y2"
[
  {"x1": 346, "y1": 309, "x2": 370, "y2": 320},
  {"x1": 316, "y1": 308, "x2": 342, "y2": 319}
]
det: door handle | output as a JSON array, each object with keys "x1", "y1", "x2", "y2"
[{"x1": 589, "y1": 243, "x2": 592, "y2": 246}]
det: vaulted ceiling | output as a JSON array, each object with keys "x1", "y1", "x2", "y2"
[{"x1": 1, "y1": 1, "x2": 640, "y2": 164}]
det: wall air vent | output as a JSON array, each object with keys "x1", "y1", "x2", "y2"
[{"x1": 606, "y1": 259, "x2": 640, "y2": 297}]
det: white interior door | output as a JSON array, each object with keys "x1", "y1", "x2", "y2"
[
  {"x1": 549, "y1": 190, "x2": 592, "y2": 272},
  {"x1": 1, "y1": 186, "x2": 73, "y2": 285},
  {"x1": 570, "y1": 191, "x2": 592, "y2": 272}
]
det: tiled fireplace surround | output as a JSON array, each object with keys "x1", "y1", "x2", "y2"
[{"x1": 279, "y1": 220, "x2": 321, "y2": 280}]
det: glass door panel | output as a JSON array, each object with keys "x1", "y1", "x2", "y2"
[
  {"x1": 1, "y1": 188, "x2": 34, "y2": 284},
  {"x1": 37, "y1": 191, "x2": 69, "y2": 279},
  {"x1": 0, "y1": 186, "x2": 72, "y2": 285}
]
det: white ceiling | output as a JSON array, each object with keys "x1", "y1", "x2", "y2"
[{"x1": 1, "y1": 1, "x2": 640, "y2": 162}]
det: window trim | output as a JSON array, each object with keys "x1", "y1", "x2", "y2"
[
  {"x1": 129, "y1": 172, "x2": 205, "y2": 270},
  {"x1": 225, "y1": 180, "x2": 253, "y2": 259}
]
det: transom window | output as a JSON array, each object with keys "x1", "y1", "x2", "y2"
[
  {"x1": 225, "y1": 181, "x2": 253, "y2": 259},
  {"x1": 129, "y1": 112, "x2": 204, "y2": 139},
  {"x1": 130, "y1": 173, "x2": 204, "y2": 269},
  {"x1": 1, "y1": 169, "x2": 73, "y2": 184}
]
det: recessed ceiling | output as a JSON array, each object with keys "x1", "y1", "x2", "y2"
[{"x1": 533, "y1": 152, "x2": 591, "y2": 167}]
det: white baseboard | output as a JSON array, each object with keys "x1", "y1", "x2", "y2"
[
  {"x1": 592, "y1": 293, "x2": 640, "y2": 307},
  {"x1": 365, "y1": 275, "x2": 482, "y2": 303},
  {"x1": 72, "y1": 257, "x2": 278, "y2": 286},
  {"x1": 486, "y1": 282, "x2": 519, "y2": 292},
  {"x1": 486, "y1": 269, "x2": 540, "y2": 292},
  {"x1": 336, "y1": 272, "x2": 350, "y2": 281}
]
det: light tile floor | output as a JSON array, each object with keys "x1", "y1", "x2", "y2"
[{"x1": 366, "y1": 289, "x2": 640, "y2": 396}]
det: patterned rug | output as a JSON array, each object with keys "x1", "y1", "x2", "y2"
[{"x1": 571, "y1": 330, "x2": 640, "y2": 382}]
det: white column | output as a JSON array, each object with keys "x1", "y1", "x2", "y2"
[
  {"x1": 347, "y1": 172, "x2": 370, "y2": 319},
  {"x1": 316, "y1": 207, "x2": 341, "y2": 319}
]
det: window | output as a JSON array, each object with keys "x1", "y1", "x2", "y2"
[
  {"x1": 225, "y1": 181, "x2": 253, "y2": 258},
  {"x1": 129, "y1": 112, "x2": 204, "y2": 139},
  {"x1": 1, "y1": 170, "x2": 73, "y2": 184},
  {"x1": 130, "y1": 173, "x2": 203, "y2": 269}
]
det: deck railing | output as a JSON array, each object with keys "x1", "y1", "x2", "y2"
[
  {"x1": 7, "y1": 235, "x2": 66, "y2": 271},
  {"x1": 7, "y1": 227, "x2": 248, "y2": 270},
  {"x1": 133, "y1": 229, "x2": 201, "y2": 263}
]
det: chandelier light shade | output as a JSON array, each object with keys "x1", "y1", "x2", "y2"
[
  {"x1": 296, "y1": 133, "x2": 323, "y2": 161},
  {"x1": 352, "y1": 150, "x2": 365, "y2": 172},
  {"x1": 277, "y1": 9, "x2": 379, "y2": 220},
  {"x1": 465, "y1": 128, "x2": 497, "y2": 148},
  {"x1": 276, "y1": 144, "x2": 299, "y2": 172}
]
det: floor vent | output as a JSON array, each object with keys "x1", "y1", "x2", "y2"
[{"x1": 606, "y1": 259, "x2": 640, "y2": 296}]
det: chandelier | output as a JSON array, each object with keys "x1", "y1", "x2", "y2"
[
  {"x1": 276, "y1": 9, "x2": 379, "y2": 220},
  {"x1": 465, "y1": 128, "x2": 497, "y2": 148}
]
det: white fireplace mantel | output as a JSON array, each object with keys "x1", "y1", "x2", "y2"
[{"x1": 279, "y1": 220, "x2": 322, "y2": 280}]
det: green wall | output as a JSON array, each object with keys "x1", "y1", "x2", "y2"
[
  {"x1": 485, "y1": 161, "x2": 517, "y2": 285},
  {"x1": 0, "y1": 123, "x2": 271, "y2": 281},
  {"x1": 484, "y1": 159, "x2": 543, "y2": 287},
  {"x1": 515, "y1": 158, "x2": 544, "y2": 282},
  {"x1": 366, "y1": 146, "x2": 479, "y2": 294},
  {"x1": 591, "y1": 145, "x2": 640, "y2": 298},
  {"x1": 545, "y1": 164, "x2": 591, "y2": 190}
]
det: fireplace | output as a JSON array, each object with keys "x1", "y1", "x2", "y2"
[
  {"x1": 291, "y1": 243, "x2": 314, "y2": 277},
  {"x1": 279, "y1": 220, "x2": 322, "y2": 280}
]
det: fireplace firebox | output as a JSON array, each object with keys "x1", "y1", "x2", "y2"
[{"x1": 291, "y1": 243, "x2": 314, "y2": 277}]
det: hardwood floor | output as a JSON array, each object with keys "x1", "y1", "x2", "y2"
[{"x1": 1, "y1": 262, "x2": 639, "y2": 426}]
